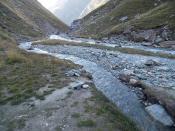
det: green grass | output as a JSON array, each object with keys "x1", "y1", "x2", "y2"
[
  {"x1": 111, "y1": 1, "x2": 175, "y2": 34},
  {"x1": 73, "y1": 0, "x2": 175, "y2": 39},
  {"x1": 77, "y1": 119, "x2": 96, "y2": 127},
  {"x1": 0, "y1": 0, "x2": 68, "y2": 39},
  {"x1": 33, "y1": 39, "x2": 175, "y2": 59},
  {"x1": 71, "y1": 113, "x2": 81, "y2": 118},
  {"x1": 0, "y1": 38, "x2": 78, "y2": 105},
  {"x1": 6, "y1": 118, "x2": 26, "y2": 131}
]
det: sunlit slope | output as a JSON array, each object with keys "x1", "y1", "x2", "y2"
[
  {"x1": 80, "y1": 0, "x2": 109, "y2": 18},
  {"x1": 73, "y1": 0, "x2": 175, "y2": 39}
]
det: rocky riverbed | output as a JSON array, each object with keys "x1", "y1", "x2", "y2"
[{"x1": 18, "y1": 35, "x2": 175, "y2": 131}]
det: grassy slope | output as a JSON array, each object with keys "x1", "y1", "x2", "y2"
[
  {"x1": 0, "y1": 2, "x2": 41, "y2": 38},
  {"x1": 74, "y1": 0, "x2": 175, "y2": 38},
  {"x1": 0, "y1": 29, "x2": 78, "y2": 105},
  {"x1": 0, "y1": 0, "x2": 68, "y2": 39}
]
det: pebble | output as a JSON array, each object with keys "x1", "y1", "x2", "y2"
[{"x1": 82, "y1": 84, "x2": 90, "y2": 89}]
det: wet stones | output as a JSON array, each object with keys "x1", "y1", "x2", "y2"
[
  {"x1": 146, "y1": 104, "x2": 174, "y2": 126},
  {"x1": 65, "y1": 69, "x2": 81, "y2": 77},
  {"x1": 119, "y1": 16, "x2": 128, "y2": 22},
  {"x1": 69, "y1": 81, "x2": 90, "y2": 90},
  {"x1": 111, "y1": 64, "x2": 119, "y2": 70},
  {"x1": 82, "y1": 84, "x2": 90, "y2": 89},
  {"x1": 69, "y1": 81, "x2": 85, "y2": 90},
  {"x1": 144, "y1": 59, "x2": 161, "y2": 67},
  {"x1": 158, "y1": 41, "x2": 175, "y2": 49},
  {"x1": 119, "y1": 73, "x2": 131, "y2": 83},
  {"x1": 119, "y1": 69, "x2": 135, "y2": 82},
  {"x1": 129, "y1": 79, "x2": 140, "y2": 87}
]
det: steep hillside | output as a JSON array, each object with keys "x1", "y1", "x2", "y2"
[
  {"x1": 0, "y1": 0, "x2": 68, "y2": 40},
  {"x1": 80, "y1": 0, "x2": 109, "y2": 18},
  {"x1": 72, "y1": 0, "x2": 175, "y2": 44}
]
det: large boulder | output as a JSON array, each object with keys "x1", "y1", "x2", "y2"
[
  {"x1": 130, "y1": 30, "x2": 157, "y2": 43},
  {"x1": 158, "y1": 41, "x2": 175, "y2": 49},
  {"x1": 146, "y1": 104, "x2": 174, "y2": 126},
  {"x1": 140, "y1": 81, "x2": 175, "y2": 119}
]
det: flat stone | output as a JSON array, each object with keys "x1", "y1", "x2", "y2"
[
  {"x1": 82, "y1": 84, "x2": 90, "y2": 89},
  {"x1": 119, "y1": 73, "x2": 130, "y2": 82},
  {"x1": 146, "y1": 104, "x2": 174, "y2": 126},
  {"x1": 119, "y1": 16, "x2": 128, "y2": 21},
  {"x1": 159, "y1": 41, "x2": 175, "y2": 48},
  {"x1": 70, "y1": 81, "x2": 85, "y2": 90},
  {"x1": 145, "y1": 59, "x2": 161, "y2": 66},
  {"x1": 129, "y1": 79, "x2": 140, "y2": 86}
]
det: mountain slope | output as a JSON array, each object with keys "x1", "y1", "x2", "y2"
[
  {"x1": 80, "y1": 0, "x2": 109, "y2": 18},
  {"x1": 0, "y1": 0, "x2": 68, "y2": 40},
  {"x1": 72, "y1": 0, "x2": 175, "y2": 43},
  {"x1": 54, "y1": 0, "x2": 90, "y2": 25}
]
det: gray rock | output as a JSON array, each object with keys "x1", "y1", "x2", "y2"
[
  {"x1": 66, "y1": 69, "x2": 81, "y2": 77},
  {"x1": 141, "y1": 42, "x2": 152, "y2": 46},
  {"x1": 154, "y1": 36, "x2": 163, "y2": 43},
  {"x1": 129, "y1": 79, "x2": 140, "y2": 86},
  {"x1": 145, "y1": 59, "x2": 161, "y2": 66},
  {"x1": 119, "y1": 73, "x2": 130, "y2": 82},
  {"x1": 157, "y1": 66, "x2": 170, "y2": 71},
  {"x1": 130, "y1": 30, "x2": 157, "y2": 43},
  {"x1": 146, "y1": 104, "x2": 174, "y2": 126},
  {"x1": 82, "y1": 84, "x2": 90, "y2": 89},
  {"x1": 159, "y1": 41, "x2": 175, "y2": 48},
  {"x1": 119, "y1": 16, "x2": 128, "y2": 21},
  {"x1": 70, "y1": 81, "x2": 85, "y2": 90},
  {"x1": 111, "y1": 64, "x2": 119, "y2": 70},
  {"x1": 74, "y1": 73, "x2": 80, "y2": 77}
]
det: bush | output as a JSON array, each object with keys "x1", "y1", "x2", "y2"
[{"x1": 6, "y1": 50, "x2": 28, "y2": 64}]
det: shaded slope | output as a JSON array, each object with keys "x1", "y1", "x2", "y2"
[{"x1": 0, "y1": 0, "x2": 68, "y2": 40}]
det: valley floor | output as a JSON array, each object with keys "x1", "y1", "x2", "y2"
[
  {"x1": 0, "y1": 38, "x2": 137, "y2": 131},
  {"x1": 31, "y1": 34, "x2": 175, "y2": 130},
  {"x1": 1, "y1": 34, "x2": 175, "y2": 131}
]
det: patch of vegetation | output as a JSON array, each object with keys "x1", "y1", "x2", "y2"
[
  {"x1": 71, "y1": 101, "x2": 79, "y2": 107},
  {"x1": 6, "y1": 49, "x2": 28, "y2": 64},
  {"x1": 6, "y1": 118, "x2": 26, "y2": 131},
  {"x1": 71, "y1": 113, "x2": 81, "y2": 118},
  {"x1": 0, "y1": 38, "x2": 78, "y2": 105},
  {"x1": 111, "y1": 1, "x2": 175, "y2": 34},
  {"x1": 77, "y1": 119, "x2": 96, "y2": 127}
]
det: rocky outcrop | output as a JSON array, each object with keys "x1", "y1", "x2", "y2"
[{"x1": 125, "y1": 27, "x2": 175, "y2": 47}]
